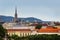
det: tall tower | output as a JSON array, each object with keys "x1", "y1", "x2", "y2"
[{"x1": 14, "y1": 7, "x2": 18, "y2": 23}]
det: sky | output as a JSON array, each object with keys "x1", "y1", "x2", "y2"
[{"x1": 0, "y1": 0, "x2": 60, "y2": 22}]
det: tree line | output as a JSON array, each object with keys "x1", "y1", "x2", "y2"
[{"x1": 8, "y1": 34, "x2": 60, "y2": 40}]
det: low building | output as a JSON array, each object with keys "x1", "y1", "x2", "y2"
[{"x1": 3, "y1": 22, "x2": 36, "y2": 37}]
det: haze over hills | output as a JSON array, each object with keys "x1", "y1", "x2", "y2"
[
  {"x1": 0, "y1": 15, "x2": 43, "y2": 23},
  {"x1": 0, "y1": 15, "x2": 60, "y2": 26}
]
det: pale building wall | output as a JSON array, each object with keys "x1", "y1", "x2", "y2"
[
  {"x1": 55, "y1": 26, "x2": 60, "y2": 28},
  {"x1": 7, "y1": 31, "x2": 32, "y2": 37},
  {"x1": 3, "y1": 23, "x2": 35, "y2": 29}
]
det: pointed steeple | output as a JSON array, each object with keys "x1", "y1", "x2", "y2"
[
  {"x1": 14, "y1": 7, "x2": 18, "y2": 23},
  {"x1": 15, "y1": 7, "x2": 17, "y2": 19}
]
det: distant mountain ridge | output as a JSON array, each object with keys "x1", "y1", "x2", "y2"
[{"x1": 0, "y1": 15, "x2": 43, "y2": 23}]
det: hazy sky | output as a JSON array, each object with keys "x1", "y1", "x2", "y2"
[{"x1": 0, "y1": 0, "x2": 60, "y2": 22}]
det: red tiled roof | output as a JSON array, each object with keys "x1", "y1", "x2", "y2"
[
  {"x1": 7, "y1": 29, "x2": 31, "y2": 31},
  {"x1": 37, "y1": 26, "x2": 59, "y2": 33}
]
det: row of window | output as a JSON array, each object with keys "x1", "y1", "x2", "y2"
[{"x1": 8, "y1": 32, "x2": 32, "y2": 37}]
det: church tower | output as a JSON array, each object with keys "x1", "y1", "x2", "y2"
[{"x1": 14, "y1": 7, "x2": 18, "y2": 23}]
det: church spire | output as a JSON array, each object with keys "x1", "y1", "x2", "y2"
[
  {"x1": 14, "y1": 7, "x2": 18, "y2": 23},
  {"x1": 15, "y1": 7, "x2": 17, "y2": 19}
]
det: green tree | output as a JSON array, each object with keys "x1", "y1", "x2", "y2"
[
  {"x1": 0, "y1": 25, "x2": 7, "y2": 38},
  {"x1": 35, "y1": 24, "x2": 42, "y2": 29},
  {"x1": 10, "y1": 34, "x2": 21, "y2": 40}
]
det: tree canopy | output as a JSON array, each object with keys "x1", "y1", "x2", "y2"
[
  {"x1": 0, "y1": 25, "x2": 7, "y2": 38},
  {"x1": 8, "y1": 34, "x2": 60, "y2": 40},
  {"x1": 35, "y1": 24, "x2": 42, "y2": 29}
]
